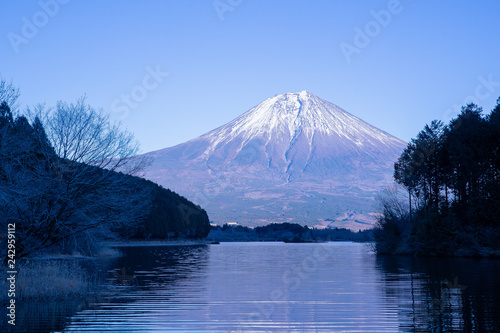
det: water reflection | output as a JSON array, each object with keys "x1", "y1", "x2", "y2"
[
  {"x1": 65, "y1": 242, "x2": 402, "y2": 332},
  {"x1": 110, "y1": 244, "x2": 209, "y2": 288},
  {"x1": 5, "y1": 243, "x2": 500, "y2": 332},
  {"x1": 0, "y1": 258, "x2": 110, "y2": 333},
  {"x1": 65, "y1": 245, "x2": 210, "y2": 332},
  {"x1": 376, "y1": 255, "x2": 500, "y2": 332}
]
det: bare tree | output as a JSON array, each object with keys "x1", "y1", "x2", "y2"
[
  {"x1": 1, "y1": 93, "x2": 153, "y2": 258},
  {"x1": 0, "y1": 78, "x2": 20, "y2": 112},
  {"x1": 375, "y1": 184, "x2": 410, "y2": 220},
  {"x1": 35, "y1": 97, "x2": 150, "y2": 175}
]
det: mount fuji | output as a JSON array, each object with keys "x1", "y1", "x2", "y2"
[{"x1": 143, "y1": 91, "x2": 406, "y2": 229}]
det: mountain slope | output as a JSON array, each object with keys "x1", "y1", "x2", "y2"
[{"x1": 144, "y1": 91, "x2": 406, "y2": 229}]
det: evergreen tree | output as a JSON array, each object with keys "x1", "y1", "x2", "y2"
[{"x1": 377, "y1": 98, "x2": 500, "y2": 256}]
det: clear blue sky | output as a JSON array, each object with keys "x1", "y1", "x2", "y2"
[{"x1": 2, "y1": 0, "x2": 500, "y2": 153}]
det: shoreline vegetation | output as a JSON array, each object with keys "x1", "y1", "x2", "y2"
[
  {"x1": 0, "y1": 81, "x2": 211, "y2": 305},
  {"x1": 374, "y1": 98, "x2": 500, "y2": 258}
]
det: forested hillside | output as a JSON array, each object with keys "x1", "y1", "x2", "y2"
[{"x1": 0, "y1": 89, "x2": 209, "y2": 259}]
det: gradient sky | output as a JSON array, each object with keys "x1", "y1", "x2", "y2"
[{"x1": 1, "y1": 0, "x2": 500, "y2": 153}]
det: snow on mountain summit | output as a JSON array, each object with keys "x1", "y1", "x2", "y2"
[{"x1": 200, "y1": 91, "x2": 404, "y2": 160}]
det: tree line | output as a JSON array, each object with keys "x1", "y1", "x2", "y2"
[
  {"x1": 375, "y1": 98, "x2": 500, "y2": 256},
  {"x1": 207, "y1": 222, "x2": 373, "y2": 242},
  {"x1": 0, "y1": 80, "x2": 209, "y2": 259}
]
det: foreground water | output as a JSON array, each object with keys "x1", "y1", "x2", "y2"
[{"x1": 8, "y1": 242, "x2": 500, "y2": 332}]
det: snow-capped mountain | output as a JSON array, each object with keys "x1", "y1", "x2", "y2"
[{"x1": 144, "y1": 91, "x2": 406, "y2": 229}]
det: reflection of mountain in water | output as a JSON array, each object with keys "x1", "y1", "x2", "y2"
[
  {"x1": 376, "y1": 255, "x2": 500, "y2": 332},
  {"x1": 16, "y1": 243, "x2": 500, "y2": 332}
]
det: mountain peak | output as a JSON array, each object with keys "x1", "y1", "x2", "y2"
[
  {"x1": 144, "y1": 91, "x2": 406, "y2": 229},
  {"x1": 271, "y1": 90, "x2": 313, "y2": 102},
  {"x1": 287, "y1": 90, "x2": 312, "y2": 97},
  {"x1": 201, "y1": 91, "x2": 403, "y2": 153}
]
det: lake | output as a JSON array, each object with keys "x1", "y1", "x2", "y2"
[{"x1": 8, "y1": 242, "x2": 500, "y2": 332}]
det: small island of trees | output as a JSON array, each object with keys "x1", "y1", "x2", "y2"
[
  {"x1": 375, "y1": 98, "x2": 500, "y2": 257},
  {"x1": 207, "y1": 222, "x2": 373, "y2": 243}
]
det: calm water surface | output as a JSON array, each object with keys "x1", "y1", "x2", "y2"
[{"x1": 10, "y1": 242, "x2": 500, "y2": 332}]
